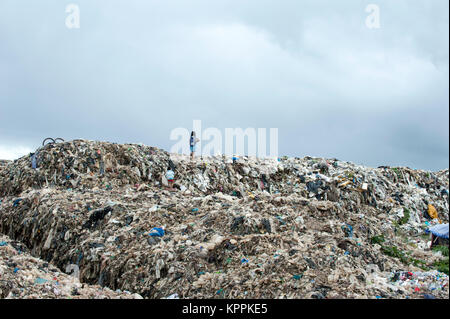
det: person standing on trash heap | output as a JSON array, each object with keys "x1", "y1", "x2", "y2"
[
  {"x1": 190, "y1": 131, "x2": 199, "y2": 160},
  {"x1": 166, "y1": 167, "x2": 175, "y2": 189}
]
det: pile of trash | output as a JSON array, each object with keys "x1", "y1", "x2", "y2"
[
  {"x1": 0, "y1": 160, "x2": 9, "y2": 166},
  {"x1": 0, "y1": 140, "x2": 167, "y2": 196},
  {"x1": 0, "y1": 234, "x2": 142, "y2": 299},
  {"x1": 0, "y1": 140, "x2": 448, "y2": 299},
  {"x1": 387, "y1": 270, "x2": 448, "y2": 298}
]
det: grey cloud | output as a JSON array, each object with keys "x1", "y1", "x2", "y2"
[{"x1": 0, "y1": 0, "x2": 448, "y2": 170}]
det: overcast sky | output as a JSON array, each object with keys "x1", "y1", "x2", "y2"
[{"x1": 0, "y1": 0, "x2": 448, "y2": 170}]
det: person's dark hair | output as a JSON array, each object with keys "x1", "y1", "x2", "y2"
[
  {"x1": 167, "y1": 167, "x2": 171, "y2": 171},
  {"x1": 191, "y1": 131, "x2": 195, "y2": 137}
]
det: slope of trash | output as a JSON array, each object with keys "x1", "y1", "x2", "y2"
[
  {"x1": 0, "y1": 160, "x2": 9, "y2": 174},
  {"x1": 0, "y1": 140, "x2": 448, "y2": 299},
  {"x1": 0, "y1": 159, "x2": 9, "y2": 165},
  {"x1": 0, "y1": 234, "x2": 142, "y2": 299}
]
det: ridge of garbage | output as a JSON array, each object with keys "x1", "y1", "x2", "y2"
[{"x1": 0, "y1": 139, "x2": 448, "y2": 299}]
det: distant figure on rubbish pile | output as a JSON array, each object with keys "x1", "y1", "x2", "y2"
[
  {"x1": 166, "y1": 167, "x2": 175, "y2": 189},
  {"x1": 190, "y1": 131, "x2": 199, "y2": 160}
]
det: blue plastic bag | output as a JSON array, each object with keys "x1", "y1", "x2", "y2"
[{"x1": 149, "y1": 227, "x2": 165, "y2": 237}]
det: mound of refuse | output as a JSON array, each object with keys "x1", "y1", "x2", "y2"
[
  {"x1": 0, "y1": 140, "x2": 448, "y2": 299},
  {"x1": 0, "y1": 160, "x2": 9, "y2": 166},
  {"x1": 0, "y1": 234, "x2": 142, "y2": 299},
  {"x1": 0, "y1": 140, "x2": 169, "y2": 196},
  {"x1": 0, "y1": 160, "x2": 9, "y2": 174}
]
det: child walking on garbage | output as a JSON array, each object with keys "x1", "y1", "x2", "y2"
[
  {"x1": 165, "y1": 166, "x2": 175, "y2": 189},
  {"x1": 190, "y1": 131, "x2": 199, "y2": 160}
]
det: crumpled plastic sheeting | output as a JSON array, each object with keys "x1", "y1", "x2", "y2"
[
  {"x1": 0, "y1": 234, "x2": 142, "y2": 299},
  {"x1": 427, "y1": 224, "x2": 449, "y2": 239},
  {"x1": 0, "y1": 140, "x2": 448, "y2": 299}
]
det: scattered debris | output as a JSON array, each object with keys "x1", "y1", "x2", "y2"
[
  {"x1": 0, "y1": 234, "x2": 142, "y2": 299},
  {"x1": 0, "y1": 140, "x2": 448, "y2": 299}
]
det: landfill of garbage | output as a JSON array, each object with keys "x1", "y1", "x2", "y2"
[
  {"x1": 0, "y1": 140, "x2": 448, "y2": 299},
  {"x1": 0, "y1": 234, "x2": 142, "y2": 299}
]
